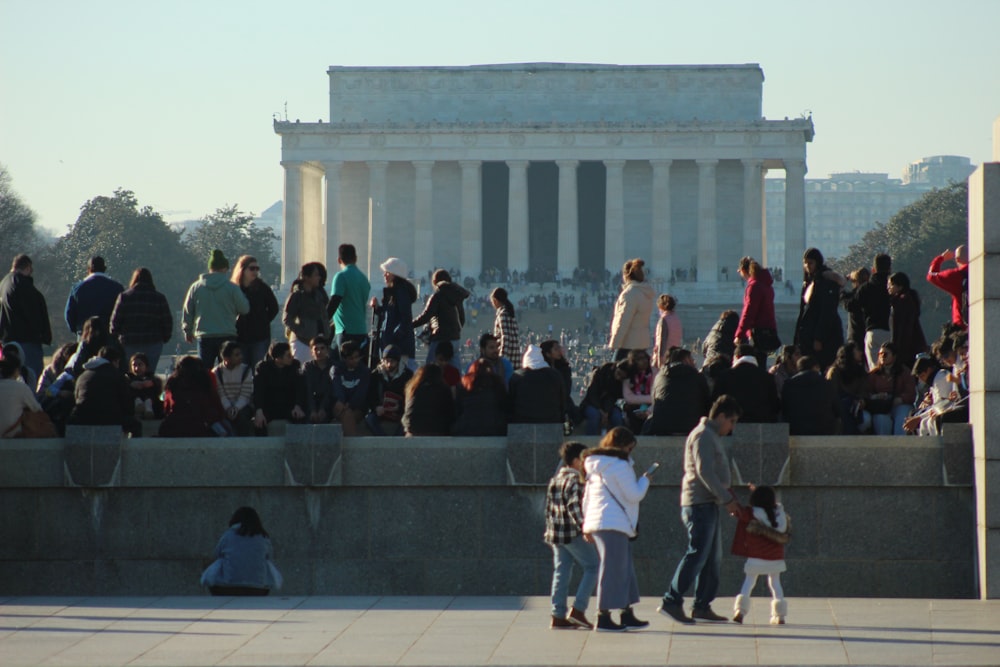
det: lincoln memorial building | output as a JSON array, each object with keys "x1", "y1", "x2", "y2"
[{"x1": 274, "y1": 63, "x2": 814, "y2": 287}]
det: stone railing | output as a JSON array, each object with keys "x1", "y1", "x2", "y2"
[{"x1": 0, "y1": 423, "x2": 974, "y2": 598}]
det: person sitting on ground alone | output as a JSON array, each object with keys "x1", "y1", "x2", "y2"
[
  {"x1": 159, "y1": 355, "x2": 228, "y2": 438},
  {"x1": 452, "y1": 358, "x2": 508, "y2": 437},
  {"x1": 769, "y1": 344, "x2": 801, "y2": 402},
  {"x1": 301, "y1": 335, "x2": 335, "y2": 425},
  {"x1": 643, "y1": 347, "x2": 711, "y2": 436},
  {"x1": 69, "y1": 345, "x2": 141, "y2": 438},
  {"x1": 780, "y1": 355, "x2": 841, "y2": 436},
  {"x1": 365, "y1": 344, "x2": 412, "y2": 436},
  {"x1": 402, "y1": 363, "x2": 455, "y2": 436},
  {"x1": 329, "y1": 340, "x2": 369, "y2": 436},
  {"x1": 432, "y1": 340, "x2": 462, "y2": 392},
  {"x1": 712, "y1": 344, "x2": 780, "y2": 424},
  {"x1": 866, "y1": 341, "x2": 916, "y2": 435},
  {"x1": 509, "y1": 344, "x2": 566, "y2": 425},
  {"x1": 580, "y1": 359, "x2": 628, "y2": 436},
  {"x1": 253, "y1": 342, "x2": 307, "y2": 435},
  {"x1": 473, "y1": 332, "x2": 514, "y2": 388},
  {"x1": 126, "y1": 352, "x2": 163, "y2": 420},
  {"x1": 825, "y1": 343, "x2": 872, "y2": 434},
  {"x1": 200, "y1": 507, "x2": 282, "y2": 596},
  {"x1": 212, "y1": 341, "x2": 255, "y2": 436},
  {"x1": 0, "y1": 354, "x2": 44, "y2": 438}
]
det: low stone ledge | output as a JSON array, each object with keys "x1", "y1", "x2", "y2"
[
  {"x1": 284, "y1": 424, "x2": 342, "y2": 487},
  {"x1": 343, "y1": 436, "x2": 508, "y2": 486},
  {"x1": 63, "y1": 426, "x2": 124, "y2": 487},
  {"x1": 0, "y1": 440, "x2": 64, "y2": 487},
  {"x1": 120, "y1": 437, "x2": 286, "y2": 487},
  {"x1": 789, "y1": 435, "x2": 945, "y2": 486},
  {"x1": 505, "y1": 424, "x2": 564, "y2": 485},
  {"x1": 731, "y1": 422, "x2": 790, "y2": 486}
]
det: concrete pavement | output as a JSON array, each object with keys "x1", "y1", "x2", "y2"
[{"x1": 1, "y1": 595, "x2": 999, "y2": 666}]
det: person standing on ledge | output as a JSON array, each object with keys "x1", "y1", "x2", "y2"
[
  {"x1": 658, "y1": 394, "x2": 742, "y2": 625},
  {"x1": 327, "y1": 244, "x2": 371, "y2": 352},
  {"x1": 182, "y1": 250, "x2": 250, "y2": 367},
  {"x1": 926, "y1": 246, "x2": 968, "y2": 331},
  {"x1": 64, "y1": 256, "x2": 124, "y2": 339}
]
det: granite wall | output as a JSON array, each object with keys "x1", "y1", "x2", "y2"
[{"x1": 0, "y1": 423, "x2": 976, "y2": 598}]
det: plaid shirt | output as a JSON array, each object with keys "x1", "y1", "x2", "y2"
[
  {"x1": 544, "y1": 466, "x2": 585, "y2": 544},
  {"x1": 494, "y1": 306, "x2": 521, "y2": 369}
]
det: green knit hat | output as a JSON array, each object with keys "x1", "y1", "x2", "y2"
[{"x1": 208, "y1": 249, "x2": 229, "y2": 271}]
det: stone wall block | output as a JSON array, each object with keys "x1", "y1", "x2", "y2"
[
  {"x1": 0, "y1": 440, "x2": 63, "y2": 487},
  {"x1": 122, "y1": 438, "x2": 284, "y2": 487},
  {"x1": 790, "y1": 437, "x2": 942, "y2": 486},
  {"x1": 505, "y1": 424, "x2": 563, "y2": 485},
  {"x1": 63, "y1": 426, "x2": 123, "y2": 487},
  {"x1": 817, "y1": 488, "x2": 926, "y2": 560},
  {"x1": 968, "y1": 163, "x2": 1000, "y2": 257},
  {"x1": 342, "y1": 438, "x2": 507, "y2": 486},
  {"x1": 970, "y1": 392, "x2": 1000, "y2": 460},
  {"x1": 284, "y1": 424, "x2": 343, "y2": 487},
  {"x1": 730, "y1": 423, "x2": 790, "y2": 486},
  {"x1": 942, "y1": 423, "x2": 974, "y2": 485}
]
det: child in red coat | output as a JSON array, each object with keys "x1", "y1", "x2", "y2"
[{"x1": 731, "y1": 485, "x2": 790, "y2": 625}]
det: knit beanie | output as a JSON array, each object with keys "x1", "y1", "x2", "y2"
[
  {"x1": 522, "y1": 344, "x2": 548, "y2": 370},
  {"x1": 209, "y1": 249, "x2": 229, "y2": 271}
]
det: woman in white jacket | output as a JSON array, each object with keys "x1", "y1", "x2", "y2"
[{"x1": 582, "y1": 426, "x2": 653, "y2": 632}]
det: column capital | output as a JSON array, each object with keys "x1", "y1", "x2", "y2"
[
  {"x1": 696, "y1": 158, "x2": 719, "y2": 169},
  {"x1": 556, "y1": 159, "x2": 580, "y2": 169},
  {"x1": 366, "y1": 160, "x2": 389, "y2": 170},
  {"x1": 740, "y1": 157, "x2": 763, "y2": 168},
  {"x1": 506, "y1": 160, "x2": 529, "y2": 169},
  {"x1": 458, "y1": 160, "x2": 482, "y2": 170},
  {"x1": 280, "y1": 160, "x2": 304, "y2": 169},
  {"x1": 783, "y1": 159, "x2": 807, "y2": 176},
  {"x1": 603, "y1": 159, "x2": 626, "y2": 170},
  {"x1": 320, "y1": 160, "x2": 343, "y2": 173},
  {"x1": 412, "y1": 160, "x2": 435, "y2": 168},
  {"x1": 650, "y1": 159, "x2": 673, "y2": 170}
]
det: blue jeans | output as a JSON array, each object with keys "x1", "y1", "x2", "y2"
[
  {"x1": 17, "y1": 342, "x2": 44, "y2": 379},
  {"x1": 123, "y1": 342, "x2": 164, "y2": 374},
  {"x1": 550, "y1": 536, "x2": 600, "y2": 617},
  {"x1": 872, "y1": 404, "x2": 911, "y2": 435},
  {"x1": 240, "y1": 340, "x2": 270, "y2": 371},
  {"x1": 664, "y1": 503, "x2": 722, "y2": 610},
  {"x1": 425, "y1": 339, "x2": 462, "y2": 370},
  {"x1": 582, "y1": 404, "x2": 624, "y2": 436}
]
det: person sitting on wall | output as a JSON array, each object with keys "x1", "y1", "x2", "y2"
[
  {"x1": 712, "y1": 344, "x2": 780, "y2": 424},
  {"x1": 160, "y1": 355, "x2": 228, "y2": 438},
  {"x1": 200, "y1": 506, "x2": 282, "y2": 596},
  {"x1": 780, "y1": 355, "x2": 841, "y2": 436},
  {"x1": 365, "y1": 344, "x2": 412, "y2": 436},
  {"x1": 69, "y1": 345, "x2": 141, "y2": 438},
  {"x1": 330, "y1": 340, "x2": 370, "y2": 436},
  {"x1": 126, "y1": 352, "x2": 163, "y2": 420},
  {"x1": 253, "y1": 342, "x2": 307, "y2": 435},
  {"x1": 402, "y1": 363, "x2": 455, "y2": 436},
  {"x1": 509, "y1": 345, "x2": 566, "y2": 425},
  {"x1": 643, "y1": 348, "x2": 711, "y2": 436},
  {"x1": 301, "y1": 335, "x2": 336, "y2": 425},
  {"x1": 580, "y1": 359, "x2": 628, "y2": 436},
  {"x1": 452, "y1": 358, "x2": 508, "y2": 437},
  {"x1": 212, "y1": 341, "x2": 255, "y2": 437}
]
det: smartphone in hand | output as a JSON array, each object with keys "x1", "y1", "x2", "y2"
[{"x1": 644, "y1": 462, "x2": 660, "y2": 477}]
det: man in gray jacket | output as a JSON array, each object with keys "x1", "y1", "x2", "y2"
[{"x1": 658, "y1": 395, "x2": 742, "y2": 624}]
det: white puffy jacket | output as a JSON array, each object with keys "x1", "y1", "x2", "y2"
[{"x1": 582, "y1": 450, "x2": 650, "y2": 538}]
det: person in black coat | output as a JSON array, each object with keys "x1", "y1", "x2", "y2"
[
  {"x1": 232, "y1": 255, "x2": 280, "y2": 369},
  {"x1": 509, "y1": 345, "x2": 566, "y2": 424},
  {"x1": 781, "y1": 355, "x2": 841, "y2": 435},
  {"x1": 838, "y1": 267, "x2": 869, "y2": 351},
  {"x1": 794, "y1": 248, "x2": 845, "y2": 370},
  {"x1": 642, "y1": 347, "x2": 711, "y2": 436},
  {"x1": 452, "y1": 358, "x2": 508, "y2": 436},
  {"x1": 402, "y1": 363, "x2": 455, "y2": 436},
  {"x1": 711, "y1": 344, "x2": 780, "y2": 423},
  {"x1": 701, "y1": 310, "x2": 739, "y2": 366},
  {"x1": 580, "y1": 360, "x2": 629, "y2": 435},
  {"x1": 68, "y1": 346, "x2": 140, "y2": 437},
  {"x1": 411, "y1": 269, "x2": 470, "y2": 368},
  {"x1": 0, "y1": 254, "x2": 52, "y2": 377},
  {"x1": 253, "y1": 342, "x2": 306, "y2": 434},
  {"x1": 365, "y1": 344, "x2": 413, "y2": 436},
  {"x1": 541, "y1": 339, "x2": 577, "y2": 424}
]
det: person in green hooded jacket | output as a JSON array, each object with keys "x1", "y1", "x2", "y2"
[{"x1": 182, "y1": 250, "x2": 250, "y2": 366}]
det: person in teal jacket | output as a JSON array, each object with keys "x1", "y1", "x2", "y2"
[{"x1": 182, "y1": 250, "x2": 250, "y2": 366}]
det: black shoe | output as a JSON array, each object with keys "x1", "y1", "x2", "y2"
[
  {"x1": 595, "y1": 612, "x2": 627, "y2": 632},
  {"x1": 619, "y1": 607, "x2": 649, "y2": 630},
  {"x1": 692, "y1": 606, "x2": 728, "y2": 622},
  {"x1": 657, "y1": 601, "x2": 695, "y2": 625}
]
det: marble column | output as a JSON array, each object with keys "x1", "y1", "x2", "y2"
[
  {"x1": 604, "y1": 160, "x2": 626, "y2": 273},
  {"x1": 322, "y1": 161, "x2": 343, "y2": 272},
  {"x1": 367, "y1": 160, "x2": 388, "y2": 279},
  {"x1": 301, "y1": 164, "x2": 324, "y2": 266},
  {"x1": 460, "y1": 160, "x2": 483, "y2": 279},
  {"x1": 280, "y1": 160, "x2": 304, "y2": 288},
  {"x1": 507, "y1": 160, "x2": 529, "y2": 272},
  {"x1": 413, "y1": 161, "x2": 434, "y2": 277},
  {"x1": 783, "y1": 159, "x2": 807, "y2": 278},
  {"x1": 556, "y1": 159, "x2": 579, "y2": 276},
  {"x1": 742, "y1": 158, "x2": 764, "y2": 261},
  {"x1": 696, "y1": 159, "x2": 719, "y2": 282},
  {"x1": 650, "y1": 159, "x2": 672, "y2": 279}
]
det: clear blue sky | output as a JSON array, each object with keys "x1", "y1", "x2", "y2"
[{"x1": 2, "y1": 0, "x2": 998, "y2": 234}]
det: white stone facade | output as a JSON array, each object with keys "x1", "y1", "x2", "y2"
[{"x1": 274, "y1": 64, "x2": 813, "y2": 287}]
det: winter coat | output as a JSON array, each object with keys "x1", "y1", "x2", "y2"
[
  {"x1": 508, "y1": 366, "x2": 565, "y2": 424},
  {"x1": 282, "y1": 284, "x2": 331, "y2": 344},
  {"x1": 412, "y1": 281, "x2": 469, "y2": 342},
  {"x1": 712, "y1": 358, "x2": 780, "y2": 424},
  {"x1": 781, "y1": 370, "x2": 840, "y2": 435},
  {"x1": 0, "y1": 271, "x2": 52, "y2": 345},
  {"x1": 69, "y1": 358, "x2": 131, "y2": 427},
  {"x1": 110, "y1": 283, "x2": 173, "y2": 345},
  {"x1": 159, "y1": 373, "x2": 226, "y2": 437},
  {"x1": 643, "y1": 362, "x2": 711, "y2": 436},
  {"x1": 855, "y1": 271, "x2": 892, "y2": 332},
  {"x1": 702, "y1": 312, "x2": 739, "y2": 362},
  {"x1": 366, "y1": 365, "x2": 413, "y2": 421},
  {"x1": 581, "y1": 448, "x2": 649, "y2": 537},
  {"x1": 402, "y1": 380, "x2": 455, "y2": 436},
  {"x1": 64, "y1": 273, "x2": 124, "y2": 335},
  {"x1": 581, "y1": 362, "x2": 624, "y2": 413},
  {"x1": 253, "y1": 359, "x2": 306, "y2": 421},
  {"x1": 735, "y1": 269, "x2": 777, "y2": 342},
  {"x1": 608, "y1": 280, "x2": 655, "y2": 351},
  {"x1": 452, "y1": 378, "x2": 508, "y2": 436},
  {"x1": 329, "y1": 360, "x2": 370, "y2": 412},
  {"x1": 182, "y1": 272, "x2": 250, "y2": 339},
  {"x1": 236, "y1": 279, "x2": 279, "y2": 344},
  {"x1": 794, "y1": 270, "x2": 844, "y2": 368},
  {"x1": 375, "y1": 280, "x2": 418, "y2": 358},
  {"x1": 890, "y1": 292, "x2": 928, "y2": 368},
  {"x1": 200, "y1": 524, "x2": 279, "y2": 590}
]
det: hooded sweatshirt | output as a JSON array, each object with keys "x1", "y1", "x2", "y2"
[
  {"x1": 182, "y1": 272, "x2": 250, "y2": 339},
  {"x1": 412, "y1": 281, "x2": 470, "y2": 342}
]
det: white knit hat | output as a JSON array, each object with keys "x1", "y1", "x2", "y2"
[
  {"x1": 522, "y1": 344, "x2": 548, "y2": 370},
  {"x1": 379, "y1": 257, "x2": 409, "y2": 278}
]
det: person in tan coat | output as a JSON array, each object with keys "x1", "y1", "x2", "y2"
[{"x1": 608, "y1": 258, "x2": 655, "y2": 361}]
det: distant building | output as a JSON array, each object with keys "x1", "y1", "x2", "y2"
[{"x1": 765, "y1": 155, "x2": 975, "y2": 261}]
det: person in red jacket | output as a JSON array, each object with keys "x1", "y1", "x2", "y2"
[
  {"x1": 926, "y1": 246, "x2": 968, "y2": 330},
  {"x1": 731, "y1": 485, "x2": 790, "y2": 625},
  {"x1": 734, "y1": 257, "x2": 779, "y2": 361}
]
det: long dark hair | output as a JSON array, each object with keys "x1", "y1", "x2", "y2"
[
  {"x1": 129, "y1": 267, "x2": 155, "y2": 290},
  {"x1": 490, "y1": 287, "x2": 516, "y2": 318},
  {"x1": 828, "y1": 342, "x2": 865, "y2": 385},
  {"x1": 406, "y1": 363, "x2": 444, "y2": 401},
  {"x1": 749, "y1": 485, "x2": 779, "y2": 528},
  {"x1": 166, "y1": 355, "x2": 212, "y2": 393},
  {"x1": 229, "y1": 506, "x2": 269, "y2": 538},
  {"x1": 888, "y1": 271, "x2": 921, "y2": 313}
]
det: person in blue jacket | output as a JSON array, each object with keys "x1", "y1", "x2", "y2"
[{"x1": 200, "y1": 507, "x2": 282, "y2": 596}]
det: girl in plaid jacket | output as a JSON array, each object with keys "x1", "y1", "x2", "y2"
[{"x1": 490, "y1": 288, "x2": 521, "y2": 369}]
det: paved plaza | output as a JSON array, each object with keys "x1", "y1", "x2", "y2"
[{"x1": 1, "y1": 595, "x2": 998, "y2": 666}]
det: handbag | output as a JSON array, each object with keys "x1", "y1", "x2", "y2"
[
  {"x1": 750, "y1": 327, "x2": 781, "y2": 353},
  {"x1": 3, "y1": 408, "x2": 57, "y2": 439}
]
